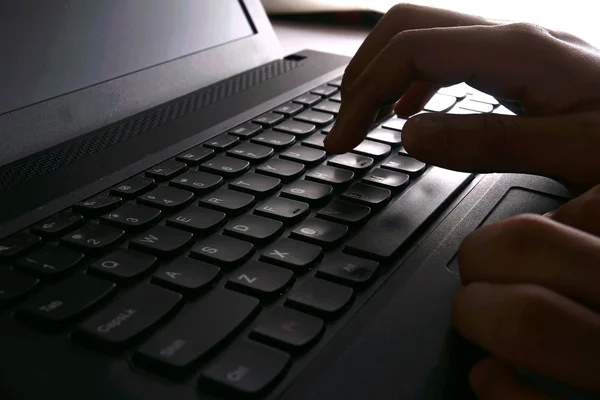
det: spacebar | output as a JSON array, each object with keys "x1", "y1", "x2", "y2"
[{"x1": 345, "y1": 167, "x2": 473, "y2": 261}]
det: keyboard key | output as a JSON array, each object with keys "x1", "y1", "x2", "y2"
[
  {"x1": 130, "y1": 226, "x2": 193, "y2": 257},
  {"x1": 381, "y1": 155, "x2": 426, "y2": 176},
  {"x1": 280, "y1": 145, "x2": 326, "y2": 166},
  {"x1": 493, "y1": 105, "x2": 515, "y2": 115},
  {"x1": 136, "y1": 289, "x2": 259, "y2": 370},
  {"x1": 313, "y1": 100, "x2": 340, "y2": 115},
  {"x1": 352, "y1": 140, "x2": 391, "y2": 159},
  {"x1": 111, "y1": 176, "x2": 156, "y2": 199},
  {"x1": 204, "y1": 134, "x2": 239, "y2": 151},
  {"x1": 274, "y1": 120, "x2": 315, "y2": 136},
  {"x1": 0, "y1": 232, "x2": 42, "y2": 261},
  {"x1": 281, "y1": 180, "x2": 332, "y2": 205},
  {"x1": 316, "y1": 254, "x2": 379, "y2": 287},
  {"x1": 438, "y1": 83, "x2": 468, "y2": 99},
  {"x1": 251, "y1": 307, "x2": 324, "y2": 350},
  {"x1": 346, "y1": 168, "x2": 472, "y2": 261},
  {"x1": 152, "y1": 257, "x2": 221, "y2": 297},
  {"x1": 330, "y1": 92, "x2": 342, "y2": 102},
  {"x1": 175, "y1": 146, "x2": 215, "y2": 165},
  {"x1": 200, "y1": 155, "x2": 250, "y2": 177},
  {"x1": 317, "y1": 200, "x2": 371, "y2": 226},
  {"x1": 229, "y1": 122, "x2": 263, "y2": 138},
  {"x1": 251, "y1": 131, "x2": 295, "y2": 150},
  {"x1": 254, "y1": 198, "x2": 309, "y2": 224},
  {"x1": 321, "y1": 123, "x2": 334, "y2": 134},
  {"x1": 294, "y1": 110, "x2": 334, "y2": 126},
  {"x1": 89, "y1": 249, "x2": 157, "y2": 283},
  {"x1": 293, "y1": 93, "x2": 320, "y2": 106},
  {"x1": 166, "y1": 206, "x2": 226, "y2": 234},
  {"x1": 328, "y1": 154, "x2": 374, "y2": 172},
  {"x1": 191, "y1": 235, "x2": 254, "y2": 267},
  {"x1": 253, "y1": 112, "x2": 284, "y2": 127},
  {"x1": 138, "y1": 186, "x2": 195, "y2": 210},
  {"x1": 224, "y1": 215, "x2": 283, "y2": 245},
  {"x1": 273, "y1": 102, "x2": 303, "y2": 117},
  {"x1": 311, "y1": 85, "x2": 337, "y2": 97},
  {"x1": 261, "y1": 238, "x2": 322, "y2": 271},
  {"x1": 286, "y1": 278, "x2": 354, "y2": 318},
  {"x1": 362, "y1": 168, "x2": 410, "y2": 192},
  {"x1": 18, "y1": 275, "x2": 115, "y2": 327},
  {"x1": 424, "y1": 93, "x2": 457, "y2": 112},
  {"x1": 256, "y1": 159, "x2": 305, "y2": 181},
  {"x1": 382, "y1": 118, "x2": 407, "y2": 132},
  {"x1": 328, "y1": 77, "x2": 343, "y2": 87},
  {"x1": 146, "y1": 160, "x2": 187, "y2": 181},
  {"x1": 200, "y1": 340, "x2": 290, "y2": 396},
  {"x1": 229, "y1": 173, "x2": 281, "y2": 197},
  {"x1": 291, "y1": 218, "x2": 347, "y2": 248},
  {"x1": 367, "y1": 128, "x2": 402, "y2": 145},
  {"x1": 62, "y1": 224, "x2": 124, "y2": 252},
  {"x1": 17, "y1": 244, "x2": 84, "y2": 277},
  {"x1": 342, "y1": 183, "x2": 392, "y2": 208},
  {"x1": 301, "y1": 133, "x2": 327, "y2": 149},
  {"x1": 32, "y1": 211, "x2": 84, "y2": 238},
  {"x1": 78, "y1": 284, "x2": 182, "y2": 346},
  {"x1": 458, "y1": 98, "x2": 495, "y2": 113},
  {"x1": 226, "y1": 261, "x2": 293, "y2": 299},
  {"x1": 75, "y1": 195, "x2": 122, "y2": 216},
  {"x1": 227, "y1": 143, "x2": 274, "y2": 163},
  {"x1": 306, "y1": 165, "x2": 354, "y2": 187},
  {"x1": 0, "y1": 270, "x2": 39, "y2": 306},
  {"x1": 170, "y1": 170, "x2": 223, "y2": 194},
  {"x1": 199, "y1": 188, "x2": 255, "y2": 215},
  {"x1": 468, "y1": 91, "x2": 500, "y2": 105},
  {"x1": 102, "y1": 204, "x2": 162, "y2": 231}
]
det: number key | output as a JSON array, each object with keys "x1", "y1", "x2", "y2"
[
  {"x1": 17, "y1": 244, "x2": 84, "y2": 277},
  {"x1": 253, "y1": 112, "x2": 284, "y2": 127},
  {"x1": 311, "y1": 85, "x2": 337, "y2": 97},
  {"x1": 229, "y1": 122, "x2": 262, "y2": 138},
  {"x1": 138, "y1": 186, "x2": 195, "y2": 210},
  {"x1": 61, "y1": 224, "x2": 125, "y2": 252},
  {"x1": 75, "y1": 194, "x2": 122, "y2": 215},
  {"x1": 32, "y1": 210, "x2": 84, "y2": 238},
  {"x1": 111, "y1": 176, "x2": 156, "y2": 199},
  {"x1": 204, "y1": 133, "x2": 239, "y2": 151},
  {"x1": 170, "y1": 170, "x2": 223, "y2": 194},
  {"x1": 199, "y1": 155, "x2": 250, "y2": 178},
  {"x1": 102, "y1": 204, "x2": 162, "y2": 231},
  {"x1": 273, "y1": 102, "x2": 303, "y2": 117},
  {"x1": 146, "y1": 160, "x2": 187, "y2": 181},
  {"x1": 175, "y1": 146, "x2": 215, "y2": 165}
]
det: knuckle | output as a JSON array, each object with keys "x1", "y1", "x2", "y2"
[
  {"x1": 387, "y1": 3, "x2": 423, "y2": 22},
  {"x1": 505, "y1": 22, "x2": 551, "y2": 42}
]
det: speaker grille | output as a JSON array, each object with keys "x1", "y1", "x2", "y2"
[{"x1": 0, "y1": 59, "x2": 301, "y2": 192}]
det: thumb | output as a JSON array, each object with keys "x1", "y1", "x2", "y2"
[{"x1": 402, "y1": 112, "x2": 600, "y2": 191}]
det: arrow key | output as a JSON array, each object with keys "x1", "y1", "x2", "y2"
[{"x1": 152, "y1": 257, "x2": 221, "y2": 297}]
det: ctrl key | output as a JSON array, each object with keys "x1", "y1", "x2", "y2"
[
  {"x1": 76, "y1": 284, "x2": 182, "y2": 347},
  {"x1": 200, "y1": 340, "x2": 291, "y2": 397}
]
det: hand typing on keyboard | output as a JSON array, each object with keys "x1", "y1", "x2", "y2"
[{"x1": 325, "y1": 4, "x2": 600, "y2": 399}]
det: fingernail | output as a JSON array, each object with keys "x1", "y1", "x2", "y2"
[
  {"x1": 469, "y1": 359, "x2": 492, "y2": 395},
  {"x1": 543, "y1": 210, "x2": 555, "y2": 218}
]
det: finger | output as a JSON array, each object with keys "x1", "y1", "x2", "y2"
[
  {"x1": 470, "y1": 358, "x2": 558, "y2": 400},
  {"x1": 398, "y1": 112, "x2": 600, "y2": 191},
  {"x1": 393, "y1": 82, "x2": 439, "y2": 118},
  {"x1": 550, "y1": 185, "x2": 600, "y2": 237},
  {"x1": 325, "y1": 23, "x2": 596, "y2": 154},
  {"x1": 452, "y1": 282, "x2": 600, "y2": 391},
  {"x1": 341, "y1": 4, "x2": 490, "y2": 95},
  {"x1": 459, "y1": 214, "x2": 600, "y2": 310}
]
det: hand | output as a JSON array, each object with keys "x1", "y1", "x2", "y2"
[
  {"x1": 323, "y1": 4, "x2": 600, "y2": 193},
  {"x1": 454, "y1": 186, "x2": 600, "y2": 399}
]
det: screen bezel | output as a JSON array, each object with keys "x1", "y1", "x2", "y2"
[{"x1": 0, "y1": 0, "x2": 282, "y2": 168}]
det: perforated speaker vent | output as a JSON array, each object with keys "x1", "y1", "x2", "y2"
[{"x1": 0, "y1": 59, "x2": 301, "y2": 192}]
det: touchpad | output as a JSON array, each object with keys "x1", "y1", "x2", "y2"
[{"x1": 447, "y1": 188, "x2": 565, "y2": 273}]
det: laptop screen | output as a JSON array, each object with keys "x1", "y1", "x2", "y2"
[{"x1": 0, "y1": 0, "x2": 255, "y2": 116}]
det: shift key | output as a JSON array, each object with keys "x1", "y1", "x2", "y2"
[
  {"x1": 77, "y1": 284, "x2": 182, "y2": 347},
  {"x1": 136, "y1": 288, "x2": 259, "y2": 371}
]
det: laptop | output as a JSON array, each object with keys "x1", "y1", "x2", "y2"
[{"x1": 0, "y1": 1, "x2": 572, "y2": 399}]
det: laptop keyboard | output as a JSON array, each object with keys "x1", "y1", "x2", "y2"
[{"x1": 0, "y1": 77, "x2": 507, "y2": 398}]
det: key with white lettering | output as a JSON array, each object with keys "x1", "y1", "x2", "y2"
[
  {"x1": 381, "y1": 155, "x2": 426, "y2": 176},
  {"x1": 61, "y1": 223, "x2": 125, "y2": 252},
  {"x1": 254, "y1": 197, "x2": 309, "y2": 224},
  {"x1": 227, "y1": 143, "x2": 274, "y2": 164},
  {"x1": 251, "y1": 307, "x2": 324, "y2": 351},
  {"x1": 294, "y1": 110, "x2": 335, "y2": 126},
  {"x1": 281, "y1": 180, "x2": 332, "y2": 205},
  {"x1": 110, "y1": 175, "x2": 156, "y2": 199},
  {"x1": 316, "y1": 254, "x2": 379, "y2": 288},
  {"x1": 223, "y1": 214, "x2": 283, "y2": 245},
  {"x1": 77, "y1": 284, "x2": 182, "y2": 347},
  {"x1": 170, "y1": 170, "x2": 223, "y2": 194},
  {"x1": 273, "y1": 102, "x2": 303, "y2": 117},
  {"x1": 286, "y1": 278, "x2": 354, "y2": 319},
  {"x1": 291, "y1": 218, "x2": 348, "y2": 248},
  {"x1": 135, "y1": 289, "x2": 259, "y2": 371},
  {"x1": 152, "y1": 257, "x2": 221, "y2": 297},
  {"x1": 261, "y1": 238, "x2": 322, "y2": 271},
  {"x1": 89, "y1": 249, "x2": 157, "y2": 283},
  {"x1": 19, "y1": 274, "x2": 115, "y2": 328},
  {"x1": 226, "y1": 261, "x2": 293, "y2": 300},
  {"x1": 367, "y1": 128, "x2": 403, "y2": 146},
  {"x1": 191, "y1": 235, "x2": 254, "y2": 267},
  {"x1": 17, "y1": 244, "x2": 84, "y2": 277},
  {"x1": 253, "y1": 112, "x2": 284, "y2": 127},
  {"x1": 0, "y1": 233, "x2": 41, "y2": 261},
  {"x1": 138, "y1": 186, "x2": 195, "y2": 210},
  {"x1": 229, "y1": 122, "x2": 263, "y2": 139},
  {"x1": 199, "y1": 155, "x2": 250, "y2": 178},
  {"x1": 229, "y1": 173, "x2": 281, "y2": 197},
  {"x1": 251, "y1": 131, "x2": 296, "y2": 150},
  {"x1": 166, "y1": 206, "x2": 226, "y2": 234},
  {"x1": 203, "y1": 133, "x2": 239, "y2": 151},
  {"x1": 74, "y1": 194, "x2": 123, "y2": 216},
  {"x1": 200, "y1": 340, "x2": 290, "y2": 396},
  {"x1": 101, "y1": 204, "x2": 162, "y2": 231},
  {"x1": 311, "y1": 84, "x2": 338, "y2": 97},
  {"x1": 273, "y1": 120, "x2": 315, "y2": 137},
  {"x1": 328, "y1": 154, "x2": 374, "y2": 173},
  {"x1": 175, "y1": 146, "x2": 215, "y2": 165},
  {"x1": 146, "y1": 160, "x2": 188, "y2": 181},
  {"x1": 305, "y1": 165, "x2": 354, "y2": 188},
  {"x1": 199, "y1": 188, "x2": 255, "y2": 215},
  {"x1": 32, "y1": 210, "x2": 84, "y2": 238},
  {"x1": 130, "y1": 226, "x2": 193, "y2": 257},
  {"x1": 256, "y1": 159, "x2": 305, "y2": 182},
  {"x1": 280, "y1": 145, "x2": 326, "y2": 166}
]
